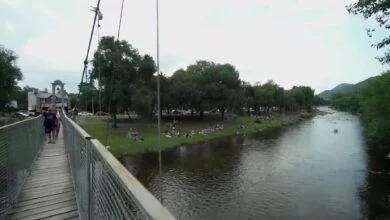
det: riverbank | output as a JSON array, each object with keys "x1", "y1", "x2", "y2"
[{"x1": 78, "y1": 110, "x2": 318, "y2": 157}]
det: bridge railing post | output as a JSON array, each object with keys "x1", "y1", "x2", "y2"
[{"x1": 86, "y1": 137, "x2": 93, "y2": 220}]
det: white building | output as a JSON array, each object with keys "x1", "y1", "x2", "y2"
[{"x1": 28, "y1": 90, "x2": 68, "y2": 111}]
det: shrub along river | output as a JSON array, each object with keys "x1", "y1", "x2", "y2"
[{"x1": 121, "y1": 107, "x2": 390, "y2": 220}]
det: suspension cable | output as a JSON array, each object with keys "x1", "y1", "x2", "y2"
[
  {"x1": 156, "y1": 0, "x2": 163, "y2": 204},
  {"x1": 97, "y1": 18, "x2": 102, "y2": 112},
  {"x1": 117, "y1": 0, "x2": 125, "y2": 41},
  {"x1": 105, "y1": 0, "x2": 125, "y2": 146}
]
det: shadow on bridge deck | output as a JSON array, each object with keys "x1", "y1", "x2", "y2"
[{"x1": 7, "y1": 125, "x2": 79, "y2": 220}]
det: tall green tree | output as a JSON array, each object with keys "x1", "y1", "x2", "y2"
[
  {"x1": 12, "y1": 86, "x2": 37, "y2": 110},
  {"x1": 91, "y1": 36, "x2": 155, "y2": 126},
  {"x1": 360, "y1": 72, "x2": 390, "y2": 145},
  {"x1": 242, "y1": 81, "x2": 255, "y2": 115},
  {"x1": 0, "y1": 45, "x2": 23, "y2": 111}
]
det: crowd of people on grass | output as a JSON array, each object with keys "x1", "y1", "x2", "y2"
[{"x1": 162, "y1": 122, "x2": 225, "y2": 139}]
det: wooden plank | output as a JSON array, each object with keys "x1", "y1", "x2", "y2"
[
  {"x1": 23, "y1": 180, "x2": 72, "y2": 191},
  {"x1": 14, "y1": 192, "x2": 75, "y2": 208},
  {"x1": 41, "y1": 210, "x2": 79, "y2": 220},
  {"x1": 31, "y1": 167, "x2": 69, "y2": 174},
  {"x1": 31, "y1": 165, "x2": 68, "y2": 171},
  {"x1": 39, "y1": 154, "x2": 65, "y2": 158},
  {"x1": 22, "y1": 182, "x2": 73, "y2": 194},
  {"x1": 34, "y1": 158, "x2": 68, "y2": 164},
  {"x1": 21, "y1": 182, "x2": 73, "y2": 195},
  {"x1": 29, "y1": 171, "x2": 70, "y2": 179},
  {"x1": 10, "y1": 195, "x2": 76, "y2": 214},
  {"x1": 9, "y1": 124, "x2": 78, "y2": 220},
  {"x1": 39, "y1": 150, "x2": 66, "y2": 154},
  {"x1": 25, "y1": 177, "x2": 72, "y2": 188},
  {"x1": 30, "y1": 169, "x2": 70, "y2": 177},
  {"x1": 26, "y1": 175, "x2": 70, "y2": 185},
  {"x1": 32, "y1": 163, "x2": 68, "y2": 169},
  {"x1": 17, "y1": 186, "x2": 74, "y2": 202},
  {"x1": 9, "y1": 200, "x2": 77, "y2": 219},
  {"x1": 14, "y1": 206, "x2": 78, "y2": 220}
]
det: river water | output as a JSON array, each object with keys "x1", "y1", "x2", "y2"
[{"x1": 121, "y1": 107, "x2": 390, "y2": 220}]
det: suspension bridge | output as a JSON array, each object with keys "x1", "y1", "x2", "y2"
[
  {"x1": 1, "y1": 0, "x2": 173, "y2": 218},
  {"x1": 0, "y1": 109, "x2": 174, "y2": 219}
]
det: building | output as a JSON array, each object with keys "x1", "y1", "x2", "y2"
[{"x1": 28, "y1": 90, "x2": 68, "y2": 111}]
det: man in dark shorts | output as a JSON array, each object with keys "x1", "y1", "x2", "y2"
[{"x1": 43, "y1": 107, "x2": 57, "y2": 143}]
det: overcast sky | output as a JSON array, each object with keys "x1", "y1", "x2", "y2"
[{"x1": 0, "y1": 0, "x2": 388, "y2": 94}]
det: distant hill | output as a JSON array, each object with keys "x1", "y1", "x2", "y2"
[{"x1": 318, "y1": 77, "x2": 376, "y2": 100}]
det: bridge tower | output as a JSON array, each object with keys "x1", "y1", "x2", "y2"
[{"x1": 51, "y1": 80, "x2": 66, "y2": 109}]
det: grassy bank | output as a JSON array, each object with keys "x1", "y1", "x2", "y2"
[{"x1": 78, "y1": 111, "x2": 316, "y2": 157}]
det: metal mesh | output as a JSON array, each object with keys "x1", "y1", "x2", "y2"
[
  {"x1": 90, "y1": 148, "x2": 149, "y2": 219},
  {"x1": 62, "y1": 112, "x2": 173, "y2": 220},
  {"x1": 0, "y1": 116, "x2": 45, "y2": 218}
]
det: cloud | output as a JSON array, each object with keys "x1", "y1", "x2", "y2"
[
  {"x1": 0, "y1": 0, "x2": 18, "y2": 7},
  {"x1": 3, "y1": 20, "x2": 15, "y2": 33},
  {"x1": 15, "y1": 0, "x2": 388, "y2": 93}
]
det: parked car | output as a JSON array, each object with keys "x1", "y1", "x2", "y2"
[
  {"x1": 95, "y1": 111, "x2": 108, "y2": 116},
  {"x1": 78, "y1": 111, "x2": 93, "y2": 116},
  {"x1": 15, "y1": 111, "x2": 29, "y2": 117}
]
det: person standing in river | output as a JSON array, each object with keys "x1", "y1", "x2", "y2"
[{"x1": 43, "y1": 107, "x2": 57, "y2": 143}]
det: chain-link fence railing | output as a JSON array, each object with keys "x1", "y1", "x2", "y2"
[
  {"x1": 62, "y1": 111, "x2": 175, "y2": 220},
  {"x1": 0, "y1": 116, "x2": 45, "y2": 218}
]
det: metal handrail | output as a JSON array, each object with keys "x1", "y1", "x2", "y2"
[
  {"x1": 62, "y1": 110, "x2": 175, "y2": 219},
  {"x1": 0, "y1": 116, "x2": 44, "y2": 219}
]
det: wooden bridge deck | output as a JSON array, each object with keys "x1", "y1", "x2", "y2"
[{"x1": 8, "y1": 126, "x2": 79, "y2": 220}]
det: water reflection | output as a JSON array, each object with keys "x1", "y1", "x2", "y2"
[{"x1": 121, "y1": 107, "x2": 390, "y2": 220}]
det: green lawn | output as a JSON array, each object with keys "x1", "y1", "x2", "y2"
[{"x1": 78, "y1": 114, "x2": 302, "y2": 157}]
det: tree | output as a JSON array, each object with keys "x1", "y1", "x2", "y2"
[
  {"x1": 78, "y1": 82, "x2": 98, "y2": 113},
  {"x1": 347, "y1": 0, "x2": 390, "y2": 64},
  {"x1": 359, "y1": 71, "x2": 390, "y2": 145},
  {"x1": 0, "y1": 45, "x2": 23, "y2": 111},
  {"x1": 91, "y1": 36, "x2": 155, "y2": 126},
  {"x1": 68, "y1": 93, "x2": 78, "y2": 109},
  {"x1": 131, "y1": 86, "x2": 154, "y2": 119},
  {"x1": 184, "y1": 61, "x2": 241, "y2": 120},
  {"x1": 12, "y1": 86, "x2": 37, "y2": 110},
  {"x1": 169, "y1": 68, "x2": 202, "y2": 115},
  {"x1": 242, "y1": 81, "x2": 255, "y2": 115}
]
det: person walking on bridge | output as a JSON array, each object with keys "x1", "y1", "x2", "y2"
[
  {"x1": 54, "y1": 109, "x2": 62, "y2": 139},
  {"x1": 43, "y1": 107, "x2": 56, "y2": 143}
]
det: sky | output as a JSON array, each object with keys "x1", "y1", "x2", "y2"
[{"x1": 0, "y1": 0, "x2": 388, "y2": 94}]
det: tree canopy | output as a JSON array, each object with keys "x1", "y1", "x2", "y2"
[
  {"x1": 83, "y1": 36, "x2": 316, "y2": 127},
  {"x1": 0, "y1": 45, "x2": 23, "y2": 111},
  {"x1": 347, "y1": 0, "x2": 390, "y2": 64},
  {"x1": 329, "y1": 71, "x2": 390, "y2": 146}
]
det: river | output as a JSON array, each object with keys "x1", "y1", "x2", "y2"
[{"x1": 121, "y1": 107, "x2": 390, "y2": 220}]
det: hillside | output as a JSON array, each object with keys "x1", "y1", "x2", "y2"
[{"x1": 318, "y1": 77, "x2": 376, "y2": 100}]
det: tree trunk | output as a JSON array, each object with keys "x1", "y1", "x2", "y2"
[
  {"x1": 200, "y1": 110, "x2": 204, "y2": 120},
  {"x1": 126, "y1": 110, "x2": 132, "y2": 120},
  {"x1": 220, "y1": 106, "x2": 225, "y2": 120},
  {"x1": 112, "y1": 114, "x2": 117, "y2": 128},
  {"x1": 191, "y1": 109, "x2": 194, "y2": 117}
]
